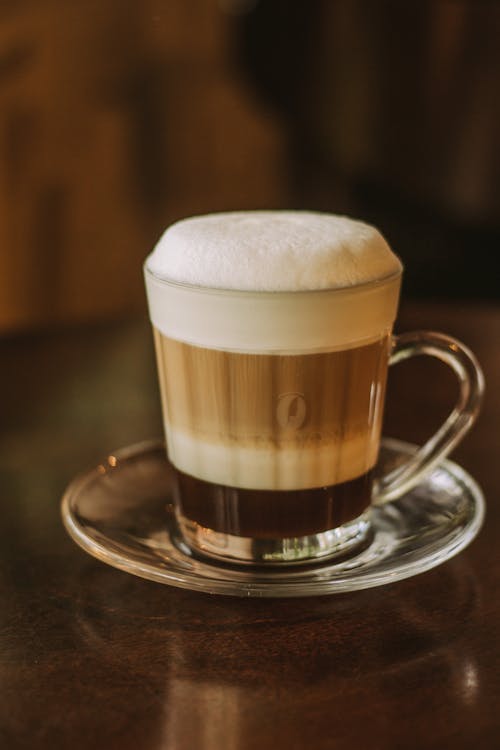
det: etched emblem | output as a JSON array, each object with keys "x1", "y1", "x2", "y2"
[{"x1": 277, "y1": 392, "x2": 307, "y2": 430}]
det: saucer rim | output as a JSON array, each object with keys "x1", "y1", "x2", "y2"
[{"x1": 61, "y1": 437, "x2": 485, "y2": 597}]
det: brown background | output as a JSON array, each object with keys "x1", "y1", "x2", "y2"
[
  {"x1": 0, "y1": 0, "x2": 288, "y2": 332},
  {"x1": 1, "y1": 0, "x2": 500, "y2": 334}
]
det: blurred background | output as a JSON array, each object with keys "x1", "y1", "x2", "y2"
[{"x1": 1, "y1": 0, "x2": 499, "y2": 333}]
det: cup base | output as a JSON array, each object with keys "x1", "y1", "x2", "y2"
[{"x1": 176, "y1": 511, "x2": 372, "y2": 566}]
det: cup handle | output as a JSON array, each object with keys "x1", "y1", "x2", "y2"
[{"x1": 374, "y1": 331, "x2": 484, "y2": 504}]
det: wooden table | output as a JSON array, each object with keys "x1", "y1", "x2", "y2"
[{"x1": 1, "y1": 302, "x2": 499, "y2": 750}]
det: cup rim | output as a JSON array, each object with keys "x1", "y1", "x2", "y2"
[{"x1": 144, "y1": 264, "x2": 403, "y2": 298}]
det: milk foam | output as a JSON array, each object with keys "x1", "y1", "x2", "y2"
[
  {"x1": 145, "y1": 211, "x2": 402, "y2": 353},
  {"x1": 146, "y1": 211, "x2": 402, "y2": 291}
]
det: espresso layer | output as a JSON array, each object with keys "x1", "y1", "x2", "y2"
[
  {"x1": 154, "y1": 331, "x2": 390, "y2": 490},
  {"x1": 174, "y1": 468, "x2": 373, "y2": 538}
]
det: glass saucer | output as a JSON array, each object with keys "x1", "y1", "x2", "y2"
[{"x1": 61, "y1": 438, "x2": 484, "y2": 598}]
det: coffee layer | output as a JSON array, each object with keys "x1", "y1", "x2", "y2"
[
  {"x1": 154, "y1": 330, "x2": 390, "y2": 490},
  {"x1": 175, "y1": 468, "x2": 373, "y2": 538}
]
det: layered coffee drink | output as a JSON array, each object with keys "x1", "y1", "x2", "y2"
[
  {"x1": 145, "y1": 211, "x2": 402, "y2": 563},
  {"x1": 154, "y1": 332, "x2": 390, "y2": 537}
]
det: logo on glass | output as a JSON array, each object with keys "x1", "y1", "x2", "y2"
[{"x1": 276, "y1": 392, "x2": 307, "y2": 430}]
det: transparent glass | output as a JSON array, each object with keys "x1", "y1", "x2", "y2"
[
  {"x1": 154, "y1": 347, "x2": 484, "y2": 565},
  {"x1": 142, "y1": 269, "x2": 484, "y2": 566},
  {"x1": 153, "y1": 328, "x2": 389, "y2": 565},
  {"x1": 376, "y1": 331, "x2": 484, "y2": 503},
  {"x1": 61, "y1": 438, "x2": 485, "y2": 597},
  {"x1": 60, "y1": 266, "x2": 486, "y2": 592}
]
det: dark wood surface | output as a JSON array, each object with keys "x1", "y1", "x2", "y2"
[{"x1": 1, "y1": 301, "x2": 499, "y2": 750}]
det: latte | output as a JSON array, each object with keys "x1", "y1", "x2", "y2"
[{"x1": 144, "y1": 211, "x2": 402, "y2": 561}]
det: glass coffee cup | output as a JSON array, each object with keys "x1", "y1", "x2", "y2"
[{"x1": 144, "y1": 212, "x2": 483, "y2": 565}]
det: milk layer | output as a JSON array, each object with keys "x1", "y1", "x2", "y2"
[{"x1": 165, "y1": 425, "x2": 380, "y2": 491}]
